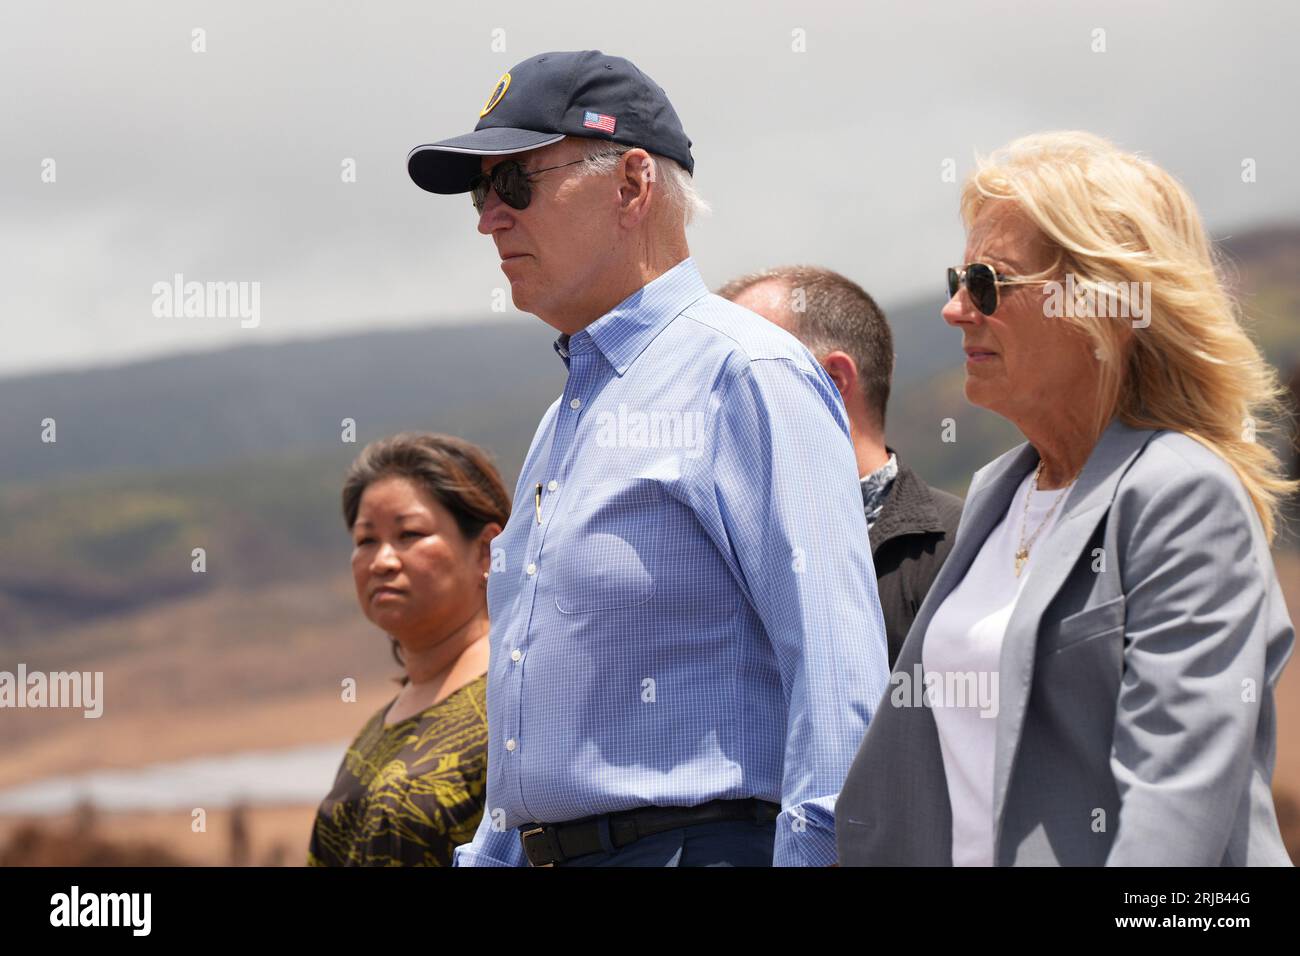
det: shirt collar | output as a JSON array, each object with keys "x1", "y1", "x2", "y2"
[
  {"x1": 859, "y1": 451, "x2": 899, "y2": 523},
  {"x1": 551, "y1": 257, "x2": 708, "y2": 374}
]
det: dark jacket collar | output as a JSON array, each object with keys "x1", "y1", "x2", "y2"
[{"x1": 869, "y1": 449, "x2": 948, "y2": 550}]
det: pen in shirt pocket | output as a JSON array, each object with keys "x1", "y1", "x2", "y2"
[{"x1": 535, "y1": 481, "x2": 543, "y2": 524}]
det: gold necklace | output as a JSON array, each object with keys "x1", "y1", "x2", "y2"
[{"x1": 1013, "y1": 460, "x2": 1077, "y2": 577}]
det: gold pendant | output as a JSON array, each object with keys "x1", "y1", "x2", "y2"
[{"x1": 1014, "y1": 549, "x2": 1028, "y2": 577}]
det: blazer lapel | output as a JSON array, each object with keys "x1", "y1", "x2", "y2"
[
  {"x1": 990, "y1": 420, "x2": 1160, "y2": 855},
  {"x1": 905, "y1": 443, "x2": 1042, "y2": 649}
]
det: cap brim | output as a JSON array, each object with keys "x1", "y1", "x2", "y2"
[{"x1": 407, "y1": 128, "x2": 566, "y2": 194}]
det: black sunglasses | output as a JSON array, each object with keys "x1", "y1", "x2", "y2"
[
  {"x1": 947, "y1": 262, "x2": 1039, "y2": 316},
  {"x1": 469, "y1": 157, "x2": 587, "y2": 213}
]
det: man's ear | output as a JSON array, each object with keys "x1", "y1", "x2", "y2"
[
  {"x1": 820, "y1": 351, "x2": 859, "y2": 404},
  {"x1": 617, "y1": 148, "x2": 655, "y2": 226}
]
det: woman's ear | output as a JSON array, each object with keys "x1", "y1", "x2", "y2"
[{"x1": 478, "y1": 522, "x2": 503, "y2": 575}]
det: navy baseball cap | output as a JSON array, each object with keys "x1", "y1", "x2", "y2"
[{"x1": 407, "y1": 50, "x2": 694, "y2": 195}]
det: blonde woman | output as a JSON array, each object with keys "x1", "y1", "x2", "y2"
[{"x1": 836, "y1": 131, "x2": 1297, "y2": 866}]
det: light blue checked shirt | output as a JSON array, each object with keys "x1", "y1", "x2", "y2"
[{"x1": 453, "y1": 257, "x2": 889, "y2": 867}]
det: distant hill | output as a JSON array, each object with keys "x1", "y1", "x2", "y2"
[
  {"x1": 1221, "y1": 224, "x2": 1300, "y2": 372},
  {"x1": 0, "y1": 320, "x2": 566, "y2": 487},
  {"x1": 0, "y1": 299, "x2": 956, "y2": 488}
]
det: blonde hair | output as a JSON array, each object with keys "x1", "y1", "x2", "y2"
[{"x1": 960, "y1": 130, "x2": 1297, "y2": 541}]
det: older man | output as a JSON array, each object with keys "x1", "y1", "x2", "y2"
[
  {"x1": 720, "y1": 268, "x2": 963, "y2": 666},
  {"x1": 407, "y1": 50, "x2": 888, "y2": 867}
]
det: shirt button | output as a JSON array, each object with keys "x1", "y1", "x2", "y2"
[
  {"x1": 510, "y1": 649, "x2": 522, "y2": 662},
  {"x1": 505, "y1": 738, "x2": 517, "y2": 752},
  {"x1": 569, "y1": 397, "x2": 582, "y2": 410},
  {"x1": 526, "y1": 562, "x2": 537, "y2": 576},
  {"x1": 547, "y1": 479, "x2": 558, "y2": 492}
]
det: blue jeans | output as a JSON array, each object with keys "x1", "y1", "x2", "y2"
[{"x1": 556, "y1": 818, "x2": 776, "y2": 867}]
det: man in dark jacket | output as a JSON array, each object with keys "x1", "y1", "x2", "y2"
[{"x1": 720, "y1": 266, "x2": 963, "y2": 666}]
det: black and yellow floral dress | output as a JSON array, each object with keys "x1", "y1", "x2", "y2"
[{"x1": 308, "y1": 676, "x2": 488, "y2": 866}]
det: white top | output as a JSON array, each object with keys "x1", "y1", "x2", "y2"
[{"x1": 921, "y1": 467, "x2": 1071, "y2": 866}]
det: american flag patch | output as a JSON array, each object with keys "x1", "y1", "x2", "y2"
[{"x1": 583, "y1": 110, "x2": 617, "y2": 134}]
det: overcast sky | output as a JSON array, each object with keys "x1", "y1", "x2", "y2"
[{"x1": 2, "y1": 0, "x2": 1297, "y2": 377}]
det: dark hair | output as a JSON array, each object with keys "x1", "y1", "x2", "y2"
[
  {"x1": 717, "y1": 266, "x2": 894, "y2": 429},
  {"x1": 342, "y1": 432, "x2": 511, "y2": 679}
]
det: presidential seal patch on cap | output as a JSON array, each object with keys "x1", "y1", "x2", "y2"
[{"x1": 480, "y1": 72, "x2": 510, "y2": 117}]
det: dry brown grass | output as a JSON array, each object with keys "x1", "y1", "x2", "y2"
[
  {"x1": 0, "y1": 573, "x2": 399, "y2": 789},
  {"x1": 0, "y1": 803, "x2": 317, "y2": 866}
]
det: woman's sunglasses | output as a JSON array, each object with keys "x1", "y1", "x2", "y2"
[
  {"x1": 469, "y1": 157, "x2": 587, "y2": 213},
  {"x1": 947, "y1": 262, "x2": 1038, "y2": 316}
]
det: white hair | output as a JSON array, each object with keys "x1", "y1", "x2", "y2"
[{"x1": 577, "y1": 140, "x2": 710, "y2": 227}]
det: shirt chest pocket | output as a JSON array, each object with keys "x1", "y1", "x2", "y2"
[
  {"x1": 1037, "y1": 594, "x2": 1126, "y2": 658},
  {"x1": 550, "y1": 479, "x2": 664, "y2": 614}
]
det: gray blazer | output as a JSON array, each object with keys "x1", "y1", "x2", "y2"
[{"x1": 836, "y1": 419, "x2": 1295, "y2": 865}]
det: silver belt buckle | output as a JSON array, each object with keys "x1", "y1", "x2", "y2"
[{"x1": 519, "y1": 824, "x2": 559, "y2": 867}]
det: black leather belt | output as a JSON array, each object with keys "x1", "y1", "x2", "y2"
[{"x1": 518, "y1": 798, "x2": 780, "y2": 867}]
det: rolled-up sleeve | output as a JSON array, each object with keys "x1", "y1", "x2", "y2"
[
  {"x1": 452, "y1": 806, "x2": 527, "y2": 867},
  {"x1": 709, "y1": 359, "x2": 891, "y2": 866},
  {"x1": 1106, "y1": 461, "x2": 1272, "y2": 865}
]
